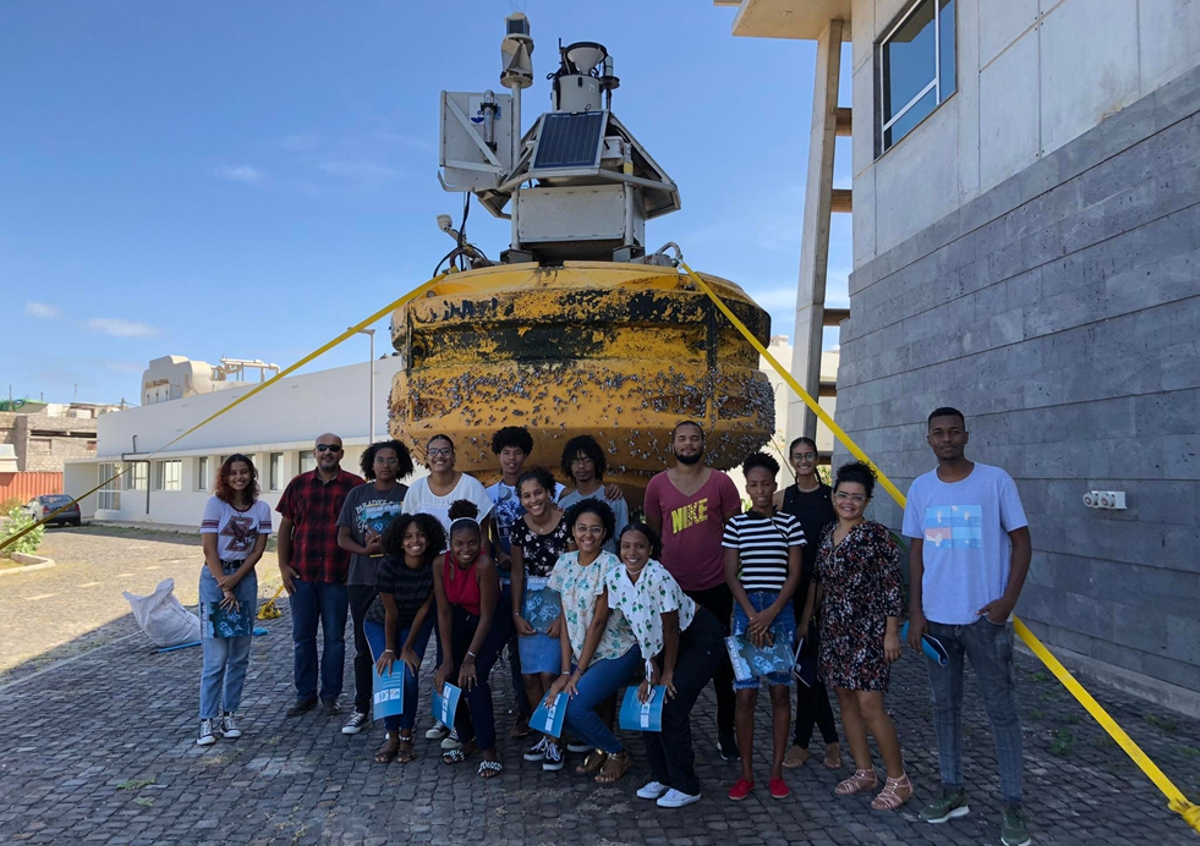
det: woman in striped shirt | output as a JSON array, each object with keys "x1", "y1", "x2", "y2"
[{"x1": 722, "y1": 453, "x2": 804, "y2": 801}]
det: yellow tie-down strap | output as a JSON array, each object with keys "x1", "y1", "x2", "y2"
[
  {"x1": 0, "y1": 272, "x2": 449, "y2": 553},
  {"x1": 679, "y1": 259, "x2": 1200, "y2": 835}
]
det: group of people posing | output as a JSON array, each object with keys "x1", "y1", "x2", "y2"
[{"x1": 195, "y1": 407, "x2": 1034, "y2": 846}]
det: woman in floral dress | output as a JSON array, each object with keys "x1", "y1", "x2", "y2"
[{"x1": 799, "y1": 461, "x2": 913, "y2": 811}]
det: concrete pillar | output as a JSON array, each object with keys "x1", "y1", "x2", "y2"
[{"x1": 788, "y1": 19, "x2": 844, "y2": 446}]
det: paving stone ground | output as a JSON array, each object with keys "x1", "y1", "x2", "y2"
[{"x1": 1, "y1": 527, "x2": 1198, "y2": 845}]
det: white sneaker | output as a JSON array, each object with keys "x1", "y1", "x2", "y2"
[
  {"x1": 542, "y1": 741, "x2": 565, "y2": 771},
  {"x1": 219, "y1": 713, "x2": 241, "y2": 739},
  {"x1": 637, "y1": 781, "x2": 669, "y2": 800},
  {"x1": 441, "y1": 728, "x2": 463, "y2": 750},
  {"x1": 425, "y1": 720, "x2": 449, "y2": 740},
  {"x1": 197, "y1": 718, "x2": 216, "y2": 746},
  {"x1": 341, "y1": 711, "x2": 369, "y2": 735},
  {"x1": 657, "y1": 788, "x2": 701, "y2": 808},
  {"x1": 566, "y1": 740, "x2": 591, "y2": 754},
  {"x1": 523, "y1": 736, "x2": 549, "y2": 762}
]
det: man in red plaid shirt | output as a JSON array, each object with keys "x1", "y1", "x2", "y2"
[{"x1": 277, "y1": 433, "x2": 364, "y2": 717}]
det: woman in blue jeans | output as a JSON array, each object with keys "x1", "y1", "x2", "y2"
[
  {"x1": 543, "y1": 499, "x2": 640, "y2": 784},
  {"x1": 363, "y1": 512, "x2": 445, "y2": 764},
  {"x1": 197, "y1": 454, "x2": 272, "y2": 746}
]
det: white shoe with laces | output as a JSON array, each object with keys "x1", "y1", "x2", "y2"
[
  {"x1": 219, "y1": 713, "x2": 241, "y2": 738},
  {"x1": 197, "y1": 719, "x2": 216, "y2": 746},
  {"x1": 441, "y1": 728, "x2": 463, "y2": 750},
  {"x1": 523, "y1": 737, "x2": 549, "y2": 762},
  {"x1": 637, "y1": 781, "x2": 669, "y2": 800},
  {"x1": 566, "y1": 740, "x2": 591, "y2": 754},
  {"x1": 341, "y1": 711, "x2": 369, "y2": 735},
  {"x1": 425, "y1": 720, "x2": 449, "y2": 740},
  {"x1": 656, "y1": 788, "x2": 701, "y2": 808},
  {"x1": 542, "y1": 741, "x2": 565, "y2": 771}
]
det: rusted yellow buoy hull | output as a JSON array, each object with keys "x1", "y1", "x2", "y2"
[{"x1": 389, "y1": 261, "x2": 773, "y2": 491}]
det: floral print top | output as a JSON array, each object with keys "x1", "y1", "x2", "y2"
[
  {"x1": 512, "y1": 512, "x2": 572, "y2": 579},
  {"x1": 547, "y1": 551, "x2": 635, "y2": 662},
  {"x1": 605, "y1": 559, "x2": 695, "y2": 664}
]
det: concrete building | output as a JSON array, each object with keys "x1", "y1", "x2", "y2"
[
  {"x1": 0, "y1": 402, "x2": 118, "y2": 473},
  {"x1": 718, "y1": 0, "x2": 1200, "y2": 703},
  {"x1": 64, "y1": 356, "x2": 403, "y2": 527}
]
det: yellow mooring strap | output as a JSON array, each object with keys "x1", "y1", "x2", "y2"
[
  {"x1": 679, "y1": 259, "x2": 1200, "y2": 835},
  {"x1": 0, "y1": 272, "x2": 449, "y2": 553}
]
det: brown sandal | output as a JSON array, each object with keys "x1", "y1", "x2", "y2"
[
  {"x1": 823, "y1": 741, "x2": 843, "y2": 770},
  {"x1": 871, "y1": 774, "x2": 914, "y2": 810},
  {"x1": 395, "y1": 733, "x2": 415, "y2": 764},
  {"x1": 594, "y1": 750, "x2": 632, "y2": 784},
  {"x1": 783, "y1": 746, "x2": 810, "y2": 769},
  {"x1": 835, "y1": 768, "x2": 879, "y2": 795},
  {"x1": 374, "y1": 732, "x2": 400, "y2": 764},
  {"x1": 575, "y1": 749, "x2": 609, "y2": 774}
]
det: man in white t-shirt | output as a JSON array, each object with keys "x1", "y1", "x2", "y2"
[{"x1": 903, "y1": 407, "x2": 1032, "y2": 846}]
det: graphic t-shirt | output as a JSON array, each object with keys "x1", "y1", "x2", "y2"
[
  {"x1": 547, "y1": 550, "x2": 634, "y2": 662},
  {"x1": 200, "y1": 497, "x2": 272, "y2": 561},
  {"x1": 489, "y1": 479, "x2": 567, "y2": 562},
  {"x1": 721, "y1": 510, "x2": 805, "y2": 591},
  {"x1": 643, "y1": 469, "x2": 741, "y2": 592},
  {"x1": 902, "y1": 463, "x2": 1028, "y2": 625},
  {"x1": 337, "y1": 483, "x2": 408, "y2": 586},
  {"x1": 403, "y1": 473, "x2": 494, "y2": 549},
  {"x1": 558, "y1": 489, "x2": 629, "y2": 555}
]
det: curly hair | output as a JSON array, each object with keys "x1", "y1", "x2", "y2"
[
  {"x1": 834, "y1": 460, "x2": 877, "y2": 499},
  {"x1": 618, "y1": 521, "x2": 663, "y2": 561},
  {"x1": 741, "y1": 452, "x2": 780, "y2": 478},
  {"x1": 491, "y1": 426, "x2": 533, "y2": 456},
  {"x1": 448, "y1": 499, "x2": 481, "y2": 539},
  {"x1": 214, "y1": 454, "x2": 259, "y2": 505},
  {"x1": 381, "y1": 512, "x2": 446, "y2": 566},
  {"x1": 559, "y1": 434, "x2": 607, "y2": 481},
  {"x1": 563, "y1": 497, "x2": 616, "y2": 544},
  {"x1": 360, "y1": 439, "x2": 415, "y2": 480},
  {"x1": 517, "y1": 466, "x2": 558, "y2": 499}
]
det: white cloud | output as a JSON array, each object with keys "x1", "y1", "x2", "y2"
[
  {"x1": 88, "y1": 318, "x2": 159, "y2": 338},
  {"x1": 24, "y1": 301, "x2": 61, "y2": 319},
  {"x1": 212, "y1": 164, "x2": 264, "y2": 183},
  {"x1": 317, "y1": 161, "x2": 399, "y2": 181}
]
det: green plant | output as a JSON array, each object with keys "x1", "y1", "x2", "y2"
[
  {"x1": 1143, "y1": 714, "x2": 1180, "y2": 735},
  {"x1": 0, "y1": 506, "x2": 44, "y2": 558},
  {"x1": 1181, "y1": 746, "x2": 1199, "y2": 757},
  {"x1": 1030, "y1": 671, "x2": 1050, "y2": 682},
  {"x1": 1050, "y1": 728, "x2": 1075, "y2": 757},
  {"x1": 117, "y1": 777, "x2": 156, "y2": 790}
]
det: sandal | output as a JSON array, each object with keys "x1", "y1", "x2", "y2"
[
  {"x1": 783, "y1": 746, "x2": 810, "y2": 769},
  {"x1": 834, "y1": 768, "x2": 879, "y2": 796},
  {"x1": 478, "y1": 759, "x2": 504, "y2": 779},
  {"x1": 594, "y1": 750, "x2": 632, "y2": 784},
  {"x1": 575, "y1": 749, "x2": 609, "y2": 775},
  {"x1": 374, "y1": 732, "x2": 400, "y2": 764},
  {"x1": 870, "y1": 774, "x2": 914, "y2": 810},
  {"x1": 442, "y1": 741, "x2": 477, "y2": 765},
  {"x1": 396, "y1": 733, "x2": 415, "y2": 764},
  {"x1": 824, "y1": 741, "x2": 843, "y2": 770}
]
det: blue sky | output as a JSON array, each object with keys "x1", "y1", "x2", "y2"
[{"x1": 1, "y1": 0, "x2": 851, "y2": 406}]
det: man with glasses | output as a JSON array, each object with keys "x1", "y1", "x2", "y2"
[
  {"x1": 276, "y1": 433, "x2": 363, "y2": 718},
  {"x1": 558, "y1": 434, "x2": 628, "y2": 554}
]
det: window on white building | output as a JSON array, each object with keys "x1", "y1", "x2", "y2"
[
  {"x1": 126, "y1": 462, "x2": 148, "y2": 491},
  {"x1": 298, "y1": 450, "x2": 316, "y2": 475},
  {"x1": 154, "y1": 460, "x2": 182, "y2": 491},
  {"x1": 877, "y1": 0, "x2": 955, "y2": 155},
  {"x1": 269, "y1": 452, "x2": 284, "y2": 491},
  {"x1": 197, "y1": 456, "x2": 210, "y2": 491},
  {"x1": 98, "y1": 463, "x2": 122, "y2": 511}
]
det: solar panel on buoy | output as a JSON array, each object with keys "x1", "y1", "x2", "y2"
[{"x1": 532, "y1": 111, "x2": 606, "y2": 169}]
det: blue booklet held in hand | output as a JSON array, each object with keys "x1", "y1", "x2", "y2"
[
  {"x1": 432, "y1": 682, "x2": 463, "y2": 729},
  {"x1": 371, "y1": 662, "x2": 405, "y2": 720},
  {"x1": 201, "y1": 599, "x2": 257, "y2": 638},
  {"x1": 619, "y1": 685, "x2": 666, "y2": 732},
  {"x1": 900, "y1": 621, "x2": 949, "y2": 666},
  {"x1": 530, "y1": 691, "x2": 568, "y2": 738},
  {"x1": 725, "y1": 633, "x2": 795, "y2": 682}
]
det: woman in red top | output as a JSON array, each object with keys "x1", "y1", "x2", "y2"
[{"x1": 433, "y1": 500, "x2": 503, "y2": 777}]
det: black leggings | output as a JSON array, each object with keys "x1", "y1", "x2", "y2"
[
  {"x1": 347, "y1": 585, "x2": 378, "y2": 716},
  {"x1": 793, "y1": 592, "x2": 838, "y2": 747},
  {"x1": 684, "y1": 582, "x2": 735, "y2": 736}
]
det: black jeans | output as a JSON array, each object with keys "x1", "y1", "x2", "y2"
[
  {"x1": 642, "y1": 606, "x2": 724, "y2": 796},
  {"x1": 447, "y1": 605, "x2": 504, "y2": 751},
  {"x1": 347, "y1": 584, "x2": 378, "y2": 716},
  {"x1": 683, "y1": 582, "x2": 735, "y2": 737}
]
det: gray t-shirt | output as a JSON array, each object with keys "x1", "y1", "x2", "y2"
[
  {"x1": 336, "y1": 482, "x2": 408, "y2": 586},
  {"x1": 557, "y1": 488, "x2": 629, "y2": 555}
]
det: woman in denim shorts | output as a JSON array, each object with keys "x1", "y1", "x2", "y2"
[{"x1": 722, "y1": 453, "x2": 805, "y2": 801}]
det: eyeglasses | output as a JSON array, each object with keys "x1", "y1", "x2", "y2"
[
  {"x1": 834, "y1": 491, "x2": 866, "y2": 503},
  {"x1": 427, "y1": 447, "x2": 453, "y2": 458},
  {"x1": 574, "y1": 525, "x2": 605, "y2": 535},
  {"x1": 374, "y1": 457, "x2": 399, "y2": 466},
  {"x1": 791, "y1": 452, "x2": 816, "y2": 462},
  {"x1": 315, "y1": 444, "x2": 342, "y2": 453}
]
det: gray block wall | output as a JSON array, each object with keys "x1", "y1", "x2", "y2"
[{"x1": 837, "y1": 64, "x2": 1200, "y2": 692}]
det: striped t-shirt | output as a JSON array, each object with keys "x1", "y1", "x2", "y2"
[{"x1": 721, "y1": 511, "x2": 805, "y2": 591}]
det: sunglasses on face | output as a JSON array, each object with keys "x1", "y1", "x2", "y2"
[{"x1": 316, "y1": 444, "x2": 342, "y2": 453}]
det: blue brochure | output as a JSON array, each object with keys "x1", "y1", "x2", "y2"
[
  {"x1": 372, "y1": 663, "x2": 405, "y2": 720},
  {"x1": 619, "y1": 685, "x2": 666, "y2": 732},
  {"x1": 900, "y1": 621, "x2": 949, "y2": 666},
  {"x1": 201, "y1": 599, "x2": 257, "y2": 638},
  {"x1": 725, "y1": 633, "x2": 795, "y2": 682},
  {"x1": 530, "y1": 691, "x2": 568, "y2": 738},
  {"x1": 432, "y1": 682, "x2": 463, "y2": 729}
]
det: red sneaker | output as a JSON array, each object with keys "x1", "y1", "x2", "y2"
[
  {"x1": 769, "y1": 777, "x2": 791, "y2": 799},
  {"x1": 728, "y1": 778, "x2": 755, "y2": 801}
]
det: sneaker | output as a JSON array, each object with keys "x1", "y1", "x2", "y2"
[
  {"x1": 321, "y1": 698, "x2": 342, "y2": 717},
  {"x1": 219, "y1": 713, "x2": 242, "y2": 739},
  {"x1": 919, "y1": 789, "x2": 970, "y2": 824},
  {"x1": 441, "y1": 728, "x2": 463, "y2": 750},
  {"x1": 197, "y1": 718, "x2": 216, "y2": 746},
  {"x1": 636, "y1": 780, "x2": 669, "y2": 800},
  {"x1": 1001, "y1": 805, "x2": 1031, "y2": 846},
  {"x1": 542, "y1": 741, "x2": 565, "y2": 771},
  {"x1": 425, "y1": 720, "x2": 450, "y2": 740},
  {"x1": 523, "y1": 737, "x2": 549, "y2": 762},
  {"x1": 717, "y1": 732, "x2": 740, "y2": 762},
  {"x1": 769, "y1": 777, "x2": 790, "y2": 799},
  {"x1": 727, "y1": 778, "x2": 755, "y2": 801},
  {"x1": 566, "y1": 739, "x2": 591, "y2": 754},
  {"x1": 341, "y1": 711, "x2": 369, "y2": 735},
  {"x1": 286, "y1": 697, "x2": 318, "y2": 717},
  {"x1": 656, "y1": 788, "x2": 702, "y2": 809}
]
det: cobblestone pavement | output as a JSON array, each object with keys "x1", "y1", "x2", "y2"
[{"x1": 1, "y1": 528, "x2": 1198, "y2": 845}]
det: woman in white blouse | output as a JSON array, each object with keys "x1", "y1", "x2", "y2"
[{"x1": 604, "y1": 522, "x2": 726, "y2": 809}]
